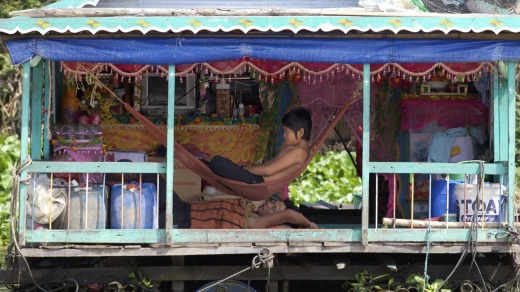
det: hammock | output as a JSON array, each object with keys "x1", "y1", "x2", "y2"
[
  {"x1": 123, "y1": 99, "x2": 356, "y2": 200},
  {"x1": 79, "y1": 64, "x2": 359, "y2": 200}
]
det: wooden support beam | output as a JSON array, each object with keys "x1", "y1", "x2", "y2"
[{"x1": 1, "y1": 264, "x2": 513, "y2": 284}]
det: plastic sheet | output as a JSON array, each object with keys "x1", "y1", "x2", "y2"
[{"x1": 7, "y1": 37, "x2": 520, "y2": 65}]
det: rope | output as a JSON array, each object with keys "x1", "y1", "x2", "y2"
[
  {"x1": 197, "y1": 248, "x2": 275, "y2": 292},
  {"x1": 423, "y1": 175, "x2": 432, "y2": 291},
  {"x1": 6, "y1": 157, "x2": 52, "y2": 292},
  {"x1": 438, "y1": 161, "x2": 490, "y2": 291}
]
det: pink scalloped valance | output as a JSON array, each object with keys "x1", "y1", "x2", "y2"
[{"x1": 60, "y1": 60, "x2": 495, "y2": 85}]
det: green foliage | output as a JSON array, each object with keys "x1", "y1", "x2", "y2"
[
  {"x1": 289, "y1": 150, "x2": 362, "y2": 205},
  {"x1": 343, "y1": 270, "x2": 452, "y2": 292},
  {"x1": 0, "y1": 135, "x2": 20, "y2": 246},
  {"x1": 127, "y1": 269, "x2": 159, "y2": 290},
  {"x1": 343, "y1": 269, "x2": 393, "y2": 292},
  {"x1": 0, "y1": 0, "x2": 52, "y2": 18}
]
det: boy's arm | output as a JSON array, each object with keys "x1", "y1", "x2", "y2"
[
  {"x1": 245, "y1": 147, "x2": 307, "y2": 176},
  {"x1": 249, "y1": 209, "x2": 319, "y2": 229}
]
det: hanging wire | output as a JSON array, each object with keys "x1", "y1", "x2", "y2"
[
  {"x1": 197, "y1": 248, "x2": 274, "y2": 292},
  {"x1": 438, "y1": 161, "x2": 490, "y2": 291}
]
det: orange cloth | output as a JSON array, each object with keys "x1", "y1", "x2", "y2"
[
  {"x1": 175, "y1": 124, "x2": 266, "y2": 164},
  {"x1": 101, "y1": 124, "x2": 267, "y2": 164},
  {"x1": 190, "y1": 198, "x2": 254, "y2": 229}
]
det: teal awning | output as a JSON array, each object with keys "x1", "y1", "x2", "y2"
[{"x1": 2, "y1": 14, "x2": 520, "y2": 36}]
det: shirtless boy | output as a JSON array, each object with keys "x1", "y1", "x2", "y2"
[{"x1": 205, "y1": 107, "x2": 312, "y2": 184}]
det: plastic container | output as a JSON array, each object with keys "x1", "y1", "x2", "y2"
[
  {"x1": 430, "y1": 180, "x2": 462, "y2": 218},
  {"x1": 110, "y1": 183, "x2": 157, "y2": 229},
  {"x1": 454, "y1": 183, "x2": 504, "y2": 222},
  {"x1": 59, "y1": 184, "x2": 109, "y2": 229}
]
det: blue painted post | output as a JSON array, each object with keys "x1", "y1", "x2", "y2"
[
  {"x1": 166, "y1": 65, "x2": 176, "y2": 245},
  {"x1": 362, "y1": 64, "x2": 370, "y2": 246},
  {"x1": 18, "y1": 62, "x2": 31, "y2": 246}
]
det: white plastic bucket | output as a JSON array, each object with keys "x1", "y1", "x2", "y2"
[{"x1": 454, "y1": 183, "x2": 505, "y2": 222}]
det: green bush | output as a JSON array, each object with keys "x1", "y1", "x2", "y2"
[
  {"x1": 289, "y1": 150, "x2": 362, "y2": 205},
  {"x1": 0, "y1": 135, "x2": 21, "y2": 246}
]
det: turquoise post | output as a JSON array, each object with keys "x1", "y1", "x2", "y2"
[
  {"x1": 361, "y1": 64, "x2": 370, "y2": 246},
  {"x1": 506, "y1": 62, "x2": 516, "y2": 226},
  {"x1": 42, "y1": 60, "x2": 51, "y2": 159},
  {"x1": 166, "y1": 65, "x2": 176, "y2": 245},
  {"x1": 497, "y1": 64, "x2": 509, "y2": 161},
  {"x1": 493, "y1": 64, "x2": 500, "y2": 162},
  {"x1": 30, "y1": 59, "x2": 43, "y2": 160},
  {"x1": 18, "y1": 62, "x2": 31, "y2": 246}
]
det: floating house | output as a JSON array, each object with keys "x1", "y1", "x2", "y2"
[{"x1": 1, "y1": 0, "x2": 520, "y2": 289}]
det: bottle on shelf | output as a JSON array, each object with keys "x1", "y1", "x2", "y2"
[
  {"x1": 238, "y1": 91, "x2": 245, "y2": 118},
  {"x1": 229, "y1": 94, "x2": 234, "y2": 118},
  {"x1": 61, "y1": 91, "x2": 79, "y2": 124},
  {"x1": 88, "y1": 101, "x2": 102, "y2": 125},
  {"x1": 77, "y1": 100, "x2": 89, "y2": 124},
  {"x1": 232, "y1": 94, "x2": 239, "y2": 119}
]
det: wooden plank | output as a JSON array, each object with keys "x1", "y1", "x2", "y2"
[
  {"x1": 9, "y1": 8, "x2": 461, "y2": 18},
  {"x1": 22, "y1": 227, "x2": 515, "y2": 245},
  {"x1": 288, "y1": 242, "x2": 323, "y2": 247},
  {"x1": 24, "y1": 229, "x2": 166, "y2": 244},
  {"x1": 368, "y1": 162, "x2": 507, "y2": 175},
  {"x1": 27, "y1": 161, "x2": 166, "y2": 173},
  {"x1": 17, "y1": 242, "x2": 520, "y2": 258}
]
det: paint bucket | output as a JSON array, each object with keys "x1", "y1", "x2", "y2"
[
  {"x1": 454, "y1": 183, "x2": 504, "y2": 222},
  {"x1": 449, "y1": 160, "x2": 491, "y2": 183},
  {"x1": 431, "y1": 180, "x2": 461, "y2": 218},
  {"x1": 110, "y1": 183, "x2": 158, "y2": 229}
]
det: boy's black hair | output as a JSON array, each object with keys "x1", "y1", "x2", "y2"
[{"x1": 281, "y1": 107, "x2": 312, "y2": 141}]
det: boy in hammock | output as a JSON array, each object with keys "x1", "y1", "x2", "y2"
[
  {"x1": 172, "y1": 191, "x2": 319, "y2": 229},
  {"x1": 204, "y1": 107, "x2": 312, "y2": 184}
]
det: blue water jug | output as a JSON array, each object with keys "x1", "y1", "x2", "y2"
[
  {"x1": 431, "y1": 180, "x2": 462, "y2": 218},
  {"x1": 110, "y1": 183, "x2": 157, "y2": 229}
]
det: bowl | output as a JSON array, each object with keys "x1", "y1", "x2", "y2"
[{"x1": 426, "y1": 81, "x2": 449, "y2": 90}]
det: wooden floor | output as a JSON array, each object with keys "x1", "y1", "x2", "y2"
[
  {"x1": 17, "y1": 241, "x2": 520, "y2": 258},
  {"x1": 1, "y1": 252, "x2": 516, "y2": 286}
]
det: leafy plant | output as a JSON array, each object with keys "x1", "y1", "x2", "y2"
[
  {"x1": 289, "y1": 150, "x2": 362, "y2": 205},
  {"x1": 404, "y1": 273, "x2": 451, "y2": 292},
  {"x1": 0, "y1": 135, "x2": 21, "y2": 246},
  {"x1": 343, "y1": 269, "x2": 393, "y2": 292},
  {"x1": 343, "y1": 270, "x2": 453, "y2": 292},
  {"x1": 127, "y1": 269, "x2": 159, "y2": 291}
]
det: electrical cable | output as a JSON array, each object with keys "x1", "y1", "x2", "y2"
[
  {"x1": 7, "y1": 158, "x2": 48, "y2": 292},
  {"x1": 438, "y1": 162, "x2": 493, "y2": 291},
  {"x1": 197, "y1": 248, "x2": 274, "y2": 292}
]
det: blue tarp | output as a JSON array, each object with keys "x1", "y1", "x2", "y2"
[{"x1": 6, "y1": 37, "x2": 520, "y2": 65}]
